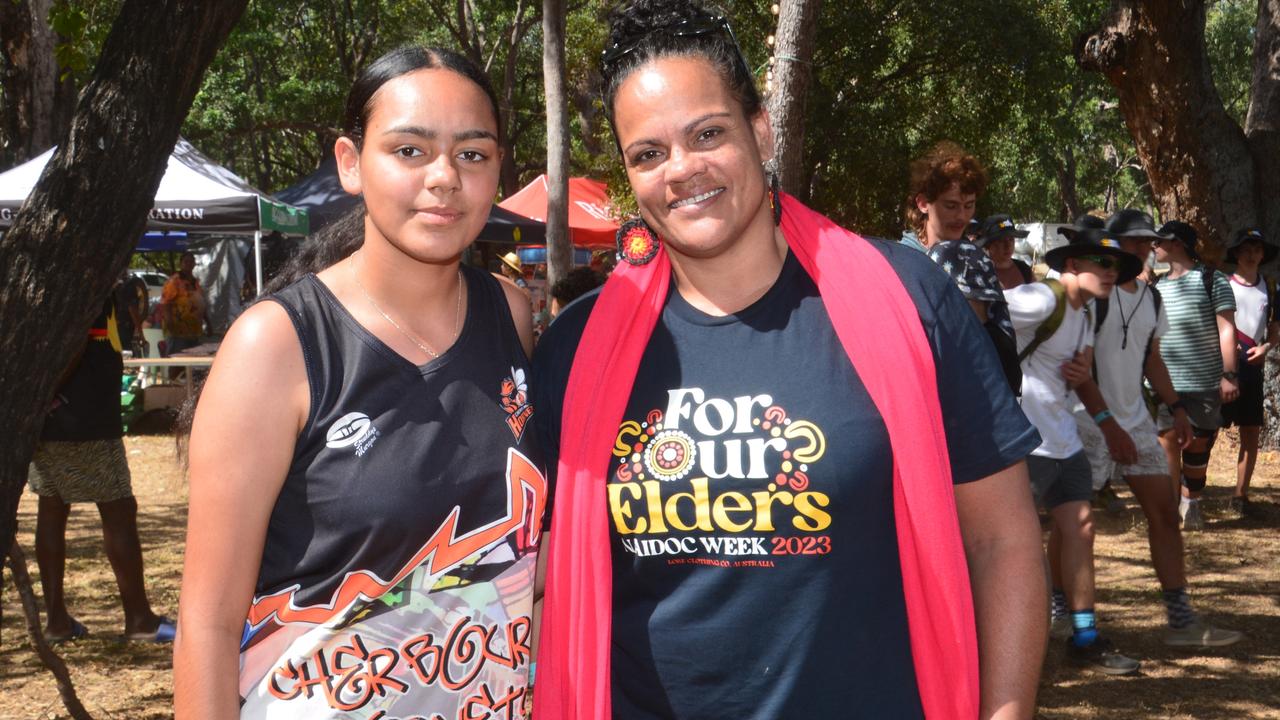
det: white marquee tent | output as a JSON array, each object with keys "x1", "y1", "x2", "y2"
[{"x1": 0, "y1": 137, "x2": 308, "y2": 293}]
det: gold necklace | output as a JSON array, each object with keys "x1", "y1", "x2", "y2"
[{"x1": 352, "y1": 250, "x2": 463, "y2": 360}]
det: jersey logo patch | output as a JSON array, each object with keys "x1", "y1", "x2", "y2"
[
  {"x1": 500, "y1": 367, "x2": 533, "y2": 442},
  {"x1": 325, "y1": 411, "x2": 380, "y2": 456}
]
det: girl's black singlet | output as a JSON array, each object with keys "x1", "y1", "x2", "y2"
[{"x1": 238, "y1": 265, "x2": 546, "y2": 720}]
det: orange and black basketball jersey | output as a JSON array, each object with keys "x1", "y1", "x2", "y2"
[{"x1": 238, "y1": 264, "x2": 547, "y2": 719}]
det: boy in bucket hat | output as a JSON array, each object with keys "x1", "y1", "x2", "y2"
[
  {"x1": 977, "y1": 215, "x2": 1034, "y2": 289},
  {"x1": 1151, "y1": 220, "x2": 1239, "y2": 530},
  {"x1": 1066, "y1": 220, "x2": 1242, "y2": 648},
  {"x1": 1005, "y1": 228, "x2": 1142, "y2": 675},
  {"x1": 1221, "y1": 228, "x2": 1280, "y2": 517}
]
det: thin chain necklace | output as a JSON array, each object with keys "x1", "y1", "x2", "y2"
[{"x1": 351, "y1": 250, "x2": 463, "y2": 360}]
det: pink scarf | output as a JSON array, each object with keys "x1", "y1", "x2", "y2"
[{"x1": 535, "y1": 194, "x2": 979, "y2": 719}]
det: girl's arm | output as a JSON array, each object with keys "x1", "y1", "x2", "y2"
[{"x1": 173, "y1": 301, "x2": 309, "y2": 719}]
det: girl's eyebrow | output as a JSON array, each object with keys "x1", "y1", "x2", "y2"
[{"x1": 381, "y1": 125, "x2": 498, "y2": 142}]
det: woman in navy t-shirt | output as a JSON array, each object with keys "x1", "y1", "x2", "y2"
[
  {"x1": 531, "y1": 2, "x2": 1046, "y2": 719},
  {"x1": 175, "y1": 47, "x2": 546, "y2": 719}
]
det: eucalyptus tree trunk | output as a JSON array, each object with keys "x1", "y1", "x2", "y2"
[
  {"x1": 0, "y1": 0, "x2": 249, "y2": 566},
  {"x1": 0, "y1": 0, "x2": 76, "y2": 166},
  {"x1": 543, "y1": 0, "x2": 572, "y2": 288},
  {"x1": 766, "y1": 0, "x2": 823, "y2": 201},
  {"x1": 1248, "y1": 0, "x2": 1280, "y2": 449},
  {"x1": 1076, "y1": 0, "x2": 1260, "y2": 264}
]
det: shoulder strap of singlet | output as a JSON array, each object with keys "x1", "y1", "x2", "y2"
[
  {"x1": 464, "y1": 264, "x2": 527, "y2": 362},
  {"x1": 261, "y1": 276, "x2": 327, "y2": 440},
  {"x1": 1018, "y1": 278, "x2": 1067, "y2": 362}
]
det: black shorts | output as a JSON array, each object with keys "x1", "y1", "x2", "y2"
[{"x1": 1222, "y1": 361, "x2": 1265, "y2": 428}]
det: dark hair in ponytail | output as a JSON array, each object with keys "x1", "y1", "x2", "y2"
[{"x1": 600, "y1": 0, "x2": 760, "y2": 132}]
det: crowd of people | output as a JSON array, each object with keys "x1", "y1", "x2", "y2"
[
  {"x1": 901, "y1": 143, "x2": 1274, "y2": 678},
  {"x1": 19, "y1": 0, "x2": 1270, "y2": 718}
]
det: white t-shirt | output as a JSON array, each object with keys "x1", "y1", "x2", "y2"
[
  {"x1": 1007, "y1": 282, "x2": 1095, "y2": 459},
  {"x1": 1087, "y1": 280, "x2": 1167, "y2": 431},
  {"x1": 1229, "y1": 275, "x2": 1272, "y2": 344}
]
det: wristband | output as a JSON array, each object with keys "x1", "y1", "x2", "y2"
[
  {"x1": 1092, "y1": 409, "x2": 1113, "y2": 425},
  {"x1": 1167, "y1": 399, "x2": 1186, "y2": 413}
]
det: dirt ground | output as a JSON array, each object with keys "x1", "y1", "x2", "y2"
[{"x1": 1, "y1": 433, "x2": 1278, "y2": 719}]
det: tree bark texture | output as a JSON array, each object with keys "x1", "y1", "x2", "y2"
[
  {"x1": 1077, "y1": 0, "x2": 1258, "y2": 264},
  {"x1": 0, "y1": 0, "x2": 77, "y2": 167},
  {"x1": 767, "y1": 0, "x2": 823, "y2": 201},
  {"x1": 7, "y1": 542, "x2": 94, "y2": 720},
  {"x1": 1250, "y1": 1, "x2": 1280, "y2": 449},
  {"x1": 0, "y1": 0, "x2": 249, "y2": 559},
  {"x1": 542, "y1": 0, "x2": 572, "y2": 289},
  {"x1": 1246, "y1": 0, "x2": 1280, "y2": 247},
  {"x1": 1056, "y1": 146, "x2": 1083, "y2": 223},
  {"x1": 500, "y1": 0, "x2": 536, "y2": 198}
]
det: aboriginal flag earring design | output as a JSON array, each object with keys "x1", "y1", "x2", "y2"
[{"x1": 616, "y1": 218, "x2": 661, "y2": 266}]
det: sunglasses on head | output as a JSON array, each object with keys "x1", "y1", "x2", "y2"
[
  {"x1": 600, "y1": 16, "x2": 747, "y2": 78},
  {"x1": 1074, "y1": 254, "x2": 1120, "y2": 270}
]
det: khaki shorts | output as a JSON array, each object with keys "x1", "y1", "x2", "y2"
[
  {"x1": 1074, "y1": 412, "x2": 1168, "y2": 489},
  {"x1": 29, "y1": 439, "x2": 133, "y2": 504}
]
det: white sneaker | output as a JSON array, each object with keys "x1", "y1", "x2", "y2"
[{"x1": 1181, "y1": 498, "x2": 1204, "y2": 531}]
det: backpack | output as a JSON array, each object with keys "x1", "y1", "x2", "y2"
[
  {"x1": 1013, "y1": 258, "x2": 1035, "y2": 286},
  {"x1": 985, "y1": 316, "x2": 1022, "y2": 394},
  {"x1": 1017, "y1": 278, "x2": 1068, "y2": 363}
]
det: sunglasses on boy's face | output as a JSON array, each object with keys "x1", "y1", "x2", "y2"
[{"x1": 1075, "y1": 255, "x2": 1120, "y2": 270}]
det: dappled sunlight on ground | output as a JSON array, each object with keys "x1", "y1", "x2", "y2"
[{"x1": 1, "y1": 435, "x2": 1277, "y2": 718}]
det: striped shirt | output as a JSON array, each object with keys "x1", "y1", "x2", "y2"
[{"x1": 1157, "y1": 266, "x2": 1235, "y2": 392}]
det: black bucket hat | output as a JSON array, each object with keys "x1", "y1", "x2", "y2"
[
  {"x1": 1156, "y1": 220, "x2": 1200, "y2": 262},
  {"x1": 975, "y1": 214, "x2": 1029, "y2": 247},
  {"x1": 1226, "y1": 227, "x2": 1279, "y2": 265},
  {"x1": 1106, "y1": 209, "x2": 1166, "y2": 240},
  {"x1": 1057, "y1": 213, "x2": 1105, "y2": 241},
  {"x1": 1045, "y1": 227, "x2": 1142, "y2": 283}
]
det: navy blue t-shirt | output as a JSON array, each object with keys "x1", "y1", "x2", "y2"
[{"x1": 532, "y1": 241, "x2": 1038, "y2": 719}]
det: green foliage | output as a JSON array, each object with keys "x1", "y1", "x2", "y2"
[
  {"x1": 11, "y1": 0, "x2": 1260, "y2": 236},
  {"x1": 48, "y1": 0, "x2": 120, "y2": 82},
  {"x1": 1206, "y1": 0, "x2": 1255, "y2": 125}
]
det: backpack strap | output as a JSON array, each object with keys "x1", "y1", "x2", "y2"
[
  {"x1": 1094, "y1": 297, "x2": 1110, "y2": 334},
  {"x1": 1016, "y1": 259, "x2": 1034, "y2": 285},
  {"x1": 1018, "y1": 278, "x2": 1067, "y2": 363}
]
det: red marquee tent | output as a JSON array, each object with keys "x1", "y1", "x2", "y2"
[{"x1": 499, "y1": 175, "x2": 618, "y2": 247}]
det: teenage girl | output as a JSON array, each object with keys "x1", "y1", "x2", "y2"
[{"x1": 174, "y1": 46, "x2": 546, "y2": 719}]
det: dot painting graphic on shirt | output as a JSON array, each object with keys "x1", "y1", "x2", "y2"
[{"x1": 609, "y1": 387, "x2": 832, "y2": 563}]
